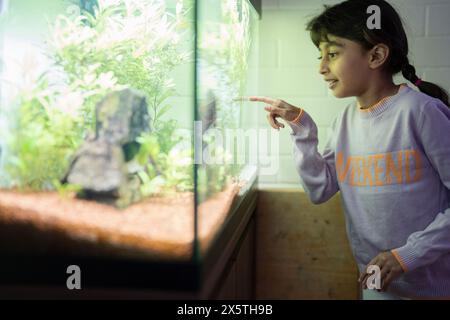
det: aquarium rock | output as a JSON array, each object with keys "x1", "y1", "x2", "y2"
[
  {"x1": 96, "y1": 88, "x2": 150, "y2": 145},
  {"x1": 62, "y1": 89, "x2": 151, "y2": 207}
]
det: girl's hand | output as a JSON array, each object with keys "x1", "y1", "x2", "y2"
[
  {"x1": 358, "y1": 251, "x2": 404, "y2": 292},
  {"x1": 248, "y1": 96, "x2": 302, "y2": 130}
]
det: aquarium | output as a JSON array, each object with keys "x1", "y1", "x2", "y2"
[{"x1": 0, "y1": 0, "x2": 259, "y2": 279}]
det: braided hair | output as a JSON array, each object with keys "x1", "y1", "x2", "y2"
[{"x1": 402, "y1": 64, "x2": 449, "y2": 106}]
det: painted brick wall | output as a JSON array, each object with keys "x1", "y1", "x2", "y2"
[{"x1": 257, "y1": 0, "x2": 450, "y2": 187}]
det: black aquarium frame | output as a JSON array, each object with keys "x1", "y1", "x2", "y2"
[{"x1": 250, "y1": 0, "x2": 261, "y2": 18}]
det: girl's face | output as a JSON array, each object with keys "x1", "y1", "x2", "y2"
[{"x1": 318, "y1": 35, "x2": 371, "y2": 98}]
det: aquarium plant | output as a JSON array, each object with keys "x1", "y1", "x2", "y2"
[{"x1": 0, "y1": 0, "x2": 194, "y2": 196}]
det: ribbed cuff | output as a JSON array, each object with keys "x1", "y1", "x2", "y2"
[
  {"x1": 288, "y1": 109, "x2": 306, "y2": 135},
  {"x1": 392, "y1": 244, "x2": 421, "y2": 272},
  {"x1": 290, "y1": 108, "x2": 304, "y2": 124}
]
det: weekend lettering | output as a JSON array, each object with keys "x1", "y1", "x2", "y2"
[{"x1": 336, "y1": 150, "x2": 422, "y2": 186}]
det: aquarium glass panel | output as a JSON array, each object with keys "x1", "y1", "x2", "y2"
[{"x1": 196, "y1": 0, "x2": 259, "y2": 256}]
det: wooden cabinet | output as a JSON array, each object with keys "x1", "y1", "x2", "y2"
[
  {"x1": 215, "y1": 216, "x2": 255, "y2": 300},
  {"x1": 256, "y1": 189, "x2": 359, "y2": 299},
  {"x1": 216, "y1": 261, "x2": 236, "y2": 299}
]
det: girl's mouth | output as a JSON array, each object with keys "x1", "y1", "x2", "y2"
[{"x1": 327, "y1": 80, "x2": 338, "y2": 89}]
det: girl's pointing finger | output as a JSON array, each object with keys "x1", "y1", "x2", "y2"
[{"x1": 249, "y1": 96, "x2": 276, "y2": 104}]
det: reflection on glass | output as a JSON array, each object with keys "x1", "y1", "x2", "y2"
[{"x1": 197, "y1": 0, "x2": 258, "y2": 255}]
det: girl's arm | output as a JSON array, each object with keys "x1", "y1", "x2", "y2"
[
  {"x1": 249, "y1": 96, "x2": 340, "y2": 204},
  {"x1": 392, "y1": 100, "x2": 450, "y2": 272},
  {"x1": 288, "y1": 109, "x2": 340, "y2": 204}
]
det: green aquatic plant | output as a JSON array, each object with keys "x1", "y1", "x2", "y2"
[
  {"x1": 1, "y1": 0, "x2": 193, "y2": 194},
  {"x1": 0, "y1": 52, "x2": 102, "y2": 190},
  {"x1": 50, "y1": 0, "x2": 191, "y2": 129},
  {"x1": 135, "y1": 127, "x2": 194, "y2": 196}
]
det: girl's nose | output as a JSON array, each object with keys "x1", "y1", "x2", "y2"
[{"x1": 319, "y1": 59, "x2": 329, "y2": 75}]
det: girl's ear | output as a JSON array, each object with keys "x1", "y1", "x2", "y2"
[{"x1": 368, "y1": 44, "x2": 390, "y2": 69}]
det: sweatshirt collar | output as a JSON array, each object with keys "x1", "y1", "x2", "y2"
[{"x1": 357, "y1": 84, "x2": 409, "y2": 119}]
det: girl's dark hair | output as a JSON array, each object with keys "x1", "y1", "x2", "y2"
[{"x1": 306, "y1": 0, "x2": 449, "y2": 107}]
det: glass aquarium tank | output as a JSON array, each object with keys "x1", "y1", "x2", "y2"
[{"x1": 0, "y1": 0, "x2": 259, "y2": 291}]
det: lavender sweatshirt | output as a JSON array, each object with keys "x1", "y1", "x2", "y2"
[{"x1": 288, "y1": 85, "x2": 450, "y2": 298}]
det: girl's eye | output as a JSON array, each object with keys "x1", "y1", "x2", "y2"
[
  {"x1": 317, "y1": 52, "x2": 338, "y2": 60},
  {"x1": 328, "y1": 52, "x2": 338, "y2": 58}
]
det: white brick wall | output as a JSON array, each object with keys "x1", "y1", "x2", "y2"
[{"x1": 257, "y1": 0, "x2": 450, "y2": 188}]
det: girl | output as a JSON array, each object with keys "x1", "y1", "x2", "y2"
[{"x1": 250, "y1": 0, "x2": 450, "y2": 300}]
